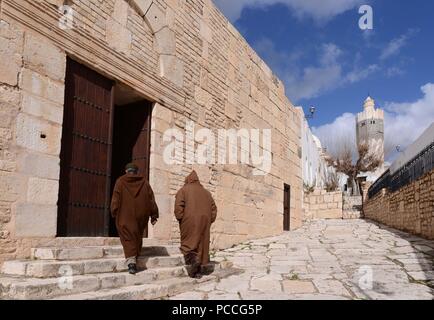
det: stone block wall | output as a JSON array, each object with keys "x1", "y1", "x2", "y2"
[
  {"x1": 0, "y1": 0, "x2": 303, "y2": 262},
  {"x1": 342, "y1": 195, "x2": 362, "y2": 219},
  {"x1": 364, "y1": 170, "x2": 434, "y2": 240},
  {"x1": 0, "y1": 17, "x2": 66, "y2": 262},
  {"x1": 303, "y1": 190, "x2": 343, "y2": 220}
]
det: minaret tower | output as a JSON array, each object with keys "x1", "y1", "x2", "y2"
[{"x1": 356, "y1": 96, "x2": 385, "y2": 163}]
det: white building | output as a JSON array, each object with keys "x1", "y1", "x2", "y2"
[{"x1": 296, "y1": 107, "x2": 334, "y2": 189}]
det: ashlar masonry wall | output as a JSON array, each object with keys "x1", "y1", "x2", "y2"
[
  {"x1": 0, "y1": 0, "x2": 303, "y2": 263},
  {"x1": 364, "y1": 170, "x2": 434, "y2": 240},
  {"x1": 303, "y1": 191, "x2": 363, "y2": 221},
  {"x1": 303, "y1": 190, "x2": 343, "y2": 220}
]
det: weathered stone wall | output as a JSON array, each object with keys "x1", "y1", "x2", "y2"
[
  {"x1": 303, "y1": 190, "x2": 343, "y2": 220},
  {"x1": 0, "y1": 14, "x2": 66, "y2": 262},
  {"x1": 342, "y1": 195, "x2": 362, "y2": 219},
  {"x1": 364, "y1": 170, "x2": 434, "y2": 240},
  {"x1": 0, "y1": 0, "x2": 302, "y2": 262}
]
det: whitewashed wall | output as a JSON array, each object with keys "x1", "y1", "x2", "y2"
[{"x1": 297, "y1": 108, "x2": 332, "y2": 189}]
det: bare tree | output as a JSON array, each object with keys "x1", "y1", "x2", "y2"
[
  {"x1": 303, "y1": 180, "x2": 316, "y2": 194},
  {"x1": 325, "y1": 143, "x2": 382, "y2": 196},
  {"x1": 324, "y1": 170, "x2": 340, "y2": 192}
]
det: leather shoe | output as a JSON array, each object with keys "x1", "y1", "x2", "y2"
[{"x1": 128, "y1": 263, "x2": 137, "y2": 275}]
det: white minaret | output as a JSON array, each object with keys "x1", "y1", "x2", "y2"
[{"x1": 356, "y1": 96, "x2": 385, "y2": 163}]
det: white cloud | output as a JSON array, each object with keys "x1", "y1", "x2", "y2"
[
  {"x1": 320, "y1": 43, "x2": 343, "y2": 65},
  {"x1": 254, "y1": 39, "x2": 379, "y2": 101},
  {"x1": 284, "y1": 43, "x2": 343, "y2": 101},
  {"x1": 286, "y1": 65, "x2": 342, "y2": 102},
  {"x1": 380, "y1": 28, "x2": 419, "y2": 60},
  {"x1": 383, "y1": 83, "x2": 434, "y2": 155},
  {"x1": 385, "y1": 66, "x2": 405, "y2": 78},
  {"x1": 312, "y1": 113, "x2": 357, "y2": 157},
  {"x1": 253, "y1": 38, "x2": 336, "y2": 101},
  {"x1": 362, "y1": 29, "x2": 376, "y2": 43},
  {"x1": 312, "y1": 83, "x2": 434, "y2": 160},
  {"x1": 212, "y1": 0, "x2": 365, "y2": 23},
  {"x1": 346, "y1": 64, "x2": 380, "y2": 84}
]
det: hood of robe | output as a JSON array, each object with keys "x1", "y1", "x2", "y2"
[
  {"x1": 184, "y1": 170, "x2": 200, "y2": 184},
  {"x1": 121, "y1": 174, "x2": 147, "y2": 198}
]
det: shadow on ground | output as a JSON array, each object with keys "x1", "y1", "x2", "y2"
[{"x1": 364, "y1": 219, "x2": 434, "y2": 298}]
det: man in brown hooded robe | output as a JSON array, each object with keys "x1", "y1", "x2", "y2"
[
  {"x1": 174, "y1": 171, "x2": 217, "y2": 278},
  {"x1": 111, "y1": 163, "x2": 159, "y2": 274}
]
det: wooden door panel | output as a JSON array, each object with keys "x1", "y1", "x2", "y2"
[{"x1": 58, "y1": 58, "x2": 114, "y2": 237}]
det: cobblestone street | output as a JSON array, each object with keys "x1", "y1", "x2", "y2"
[{"x1": 169, "y1": 220, "x2": 434, "y2": 300}]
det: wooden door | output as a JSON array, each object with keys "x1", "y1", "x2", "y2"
[
  {"x1": 283, "y1": 184, "x2": 291, "y2": 231},
  {"x1": 121, "y1": 101, "x2": 152, "y2": 179},
  {"x1": 57, "y1": 58, "x2": 114, "y2": 237},
  {"x1": 111, "y1": 101, "x2": 152, "y2": 182}
]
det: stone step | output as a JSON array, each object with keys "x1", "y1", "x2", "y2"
[
  {"x1": 31, "y1": 247, "x2": 104, "y2": 261},
  {"x1": 50, "y1": 264, "x2": 239, "y2": 300},
  {"x1": 51, "y1": 277, "x2": 201, "y2": 300},
  {"x1": 1, "y1": 255, "x2": 185, "y2": 278},
  {"x1": 23, "y1": 237, "x2": 163, "y2": 249},
  {"x1": 0, "y1": 266, "x2": 188, "y2": 300},
  {"x1": 138, "y1": 255, "x2": 185, "y2": 269},
  {"x1": 31, "y1": 245, "x2": 181, "y2": 260},
  {"x1": 103, "y1": 245, "x2": 181, "y2": 258}
]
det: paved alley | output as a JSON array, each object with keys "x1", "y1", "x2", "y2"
[{"x1": 169, "y1": 219, "x2": 434, "y2": 300}]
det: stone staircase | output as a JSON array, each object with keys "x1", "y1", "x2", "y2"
[{"x1": 0, "y1": 240, "x2": 236, "y2": 300}]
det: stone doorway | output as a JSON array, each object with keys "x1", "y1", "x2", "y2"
[
  {"x1": 284, "y1": 184, "x2": 291, "y2": 231},
  {"x1": 57, "y1": 58, "x2": 153, "y2": 237}
]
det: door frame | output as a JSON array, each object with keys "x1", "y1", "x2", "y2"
[{"x1": 104, "y1": 86, "x2": 115, "y2": 236}]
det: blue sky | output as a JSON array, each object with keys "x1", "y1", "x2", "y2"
[{"x1": 213, "y1": 0, "x2": 434, "y2": 159}]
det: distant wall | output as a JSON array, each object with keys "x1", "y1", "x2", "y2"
[
  {"x1": 304, "y1": 190, "x2": 343, "y2": 220},
  {"x1": 342, "y1": 195, "x2": 362, "y2": 219},
  {"x1": 304, "y1": 190, "x2": 364, "y2": 221},
  {"x1": 364, "y1": 170, "x2": 434, "y2": 240}
]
